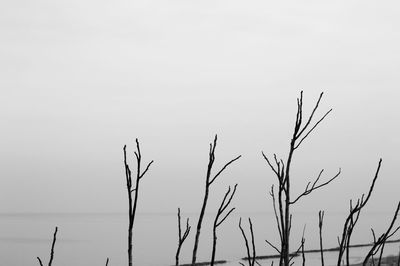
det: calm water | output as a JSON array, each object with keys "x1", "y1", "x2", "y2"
[{"x1": 0, "y1": 212, "x2": 398, "y2": 266}]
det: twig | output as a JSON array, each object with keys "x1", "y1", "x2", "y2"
[{"x1": 176, "y1": 208, "x2": 191, "y2": 266}]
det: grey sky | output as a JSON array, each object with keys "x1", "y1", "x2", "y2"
[{"x1": 1, "y1": 0, "x2": 399, "y2": 214}]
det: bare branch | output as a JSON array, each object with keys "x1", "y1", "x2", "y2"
[
  {"x1": 239, "y1": 218, "x2": 257, "y2": 266},
  {"x1": 124, "y1": 139, "x2": 154, "y2": 266},
  {"x1": 265, "y1": 239, "x2": 280, "y2": 254},
  {"x1": 216, "y1": 207, "x2": 235, "y2": 228},
  {"x1": 294, "y1": 109, "x2": 332, "y2": 150},
  {"x1": 37, "y1": 257, "x2": 44, "y2": 266},
  {"x1": 318, "y1": 210, "x2": 325, "y2": 266},
  {"x1": 48, "y1": 227, "x2": 58, "y2": 266},
  {"x1": 239, "y1": 218, "x2": 252, "y2": 266},
  {"x1": 301, "y1": 237, "x2": 305, "y2": 266},
  {"x1": 269, "y1": 186, "x2": 282, "y2": 241},
  {"x1": 37, "y1": 227, "x2": 58, "y2": 266},
  {"x1": 337, "y1": 159, "x2": 382, "y2": 266},
  {"x1": 290, "y1": 168, "x2": 341, "y2": 205},
  {"x1": 262, "y1": 91, "x2": 337, "y2": 266},
  {"x1": 249, "y1": 218, "x2": 256, "y2": 266},
  {"x1": 296, "y1": 92, "x2": 324, "y2": 139},
  {"x1": 262, "y1": 152, "x2": 280, "y2": 179},
  {"x1": 139, "y1": 160, "x2": 154, "y2": 179},
  {"x1": 364, "y1": 201, "x2": 400, "y2": 265},
  {"x1": 211, "y1": 185, "x2": 238, "y2": 266},
  {"x1": 176, "y1": 208, "x2": 191, "y2": 266},
  {"x1": 209, "y1": 155, "x2": 241, "y2": 185},
  {"x1": 193, "y1": 135, "x2": 239, "y2": 265}
]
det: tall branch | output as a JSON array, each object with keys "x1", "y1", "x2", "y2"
[
  {"x1": 262, "y1": 91, "x2": 337, "y2": 266},
  {"x1": 363, "y1": 201, "x2": 400, "y2": 265},
  {"x1": 176, "y1": 208, "x2": 191, "y2": 266},
  {"x1": 124, "y1": 139, "x2": 153, "y2": 266},
  {"x1": 336, "y1": 159, "x2": 382, "y2": 266},
  {"x1": 318, "y1": 211, "x2": 325, "y2": 266},
  {"x1": 37, "y1": 226, "x2": 58, "y2": 266},
  {"x1": 191, "y1": 134, "x2": 241, "y2": 265},
  {"x1": 211, "y1": 184, "x2": 237, "y2": 266},
  {"x1": 239, "y1": 218, "x2": 257, "y2": 266}
]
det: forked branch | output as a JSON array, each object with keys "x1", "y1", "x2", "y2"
[
  {"x1": 192, "y1": 134, "x2": 241, "y2": 265},
  {"x1": 124, "y1": 139, "x2": 154, "y2": 266},
  {"x1": 290, "y1": 168, "x2": 341, "y2": 205},
  {"x1": 176, "y1": 208, "x2": 191, "y2": 266},
  {"x1": 211, "y1": 184, "x2": 238, "y2": 266},
  {"x1": 336, "y1": 159, "x2": 382, "y2": 266},
  {"x1": 363, "y1": 201, "x2": 400, "y2": 265},
  {"x1": 262, "y1": 91, "x2": 337, "y2": 266},
  {"x1": 239, "y1": 217, "x2": 257, "y2": 266},
  {"x1": 37, "y1": 226, "x2": 58, "y2": 266}
]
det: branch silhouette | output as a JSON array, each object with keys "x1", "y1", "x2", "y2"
[{"x1": 124, "y1": 139, "x2": 153, "y2": 266}]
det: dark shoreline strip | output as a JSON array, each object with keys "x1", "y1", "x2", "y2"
[
  {"x1": 242, "y1": 239, "x2": 400, "y2": 260},
  {"x1": 178, "y1": 260, "x2": 227, "y2": 266}
]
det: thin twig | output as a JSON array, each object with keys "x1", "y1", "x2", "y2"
[{"x1": 290, "y1": 169, "x2": 341, "y2": 205}]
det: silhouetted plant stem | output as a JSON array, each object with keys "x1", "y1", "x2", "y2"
[
  {"x1": 123, "y1": 139, "x2": 153, "y2": 266},
  {"x1": 211, "y1": 184, "x2": 237, "y2": 266},
  {"x1": 263, "y1": 91, "x2": 340, "y2": 266},
  {"x1": 239, "y1": 217, "x2": 257, "y2": 266},
  {"x1": 363, "y1": 201, "x2": 400, "y2": 266},
  {"x1": 105, "y1": 258, "x2": 109, "y2": 266},
  {"x1": 37, "y1": 226, "x2": 58, "y2": 266},
  {"x1": 336, "y1": 159, "x2": 382, "y2": 266},
  {"x1": 318, "y1": 210, "x2": 325, "y2": 266},
  {"x1": 301, "y1": 236, "x2": 305, "y2": 266},
  {"x1": 191, "y1": 134, "x2": 241, "y2": 265},
  {"x1": 37, "y1": 257, "x2": 44, "y2": 266},
  {"x1": 176, "y1": 208, "x2": 191, "y2": 266}
]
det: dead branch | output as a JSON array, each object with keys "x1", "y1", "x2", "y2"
[
  {"x1": 262, "y1": 91, "x2": 337, "y2": 266},
  {"x1": 191, "y1": 134, "x2": 241, "y2": 265},
  {"x1": 37, "y1": 226, "x2": 58, "y2": 266},
  {"x1": 211, "y1": 184, "x2": 237, "y2": 266},
  {"x1": 269, "y1": 185, "x2": 282, "y2": 242},
  {"x1": 301, "y1": 236, "x2": 305, "y2": 266},
  {"x1": 124, "y1": 139, "x2": 153, "y2": 266},
  {"x1": 336, "y1": 159, "x2": 382, "y2": 266},
  {"x1": 318, "y1": 210, "x2": 325, "y2": 266},
  {"x1": 105, "y1": 258, "x2": 109, "y2": 266},
  {"x1": 37, "y1": 257, "x2": 44, "y2": 266},
  {"x1": 288, "y1": 225, "x2": 306, "y2": 265},
  {"x1": 363, "y1": 201, "x2": 400, "y2": 266},
  {"x1": 290, "y1": 169, "x2": 341, "y2": 205},
  {"x1": 239, "y1": 217, "x2": 257, "y2": 266},
  {"x1": 176, "y1": 208, "x2": 191, "y2": 266}
]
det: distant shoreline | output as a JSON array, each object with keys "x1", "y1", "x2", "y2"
[{"x1": 243, "y1": 239, "x2": 400, "y2": 260}]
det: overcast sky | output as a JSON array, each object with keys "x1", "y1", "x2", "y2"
[{"x1": 1, "y1": 0, "x2": 399, "y2": 214}]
